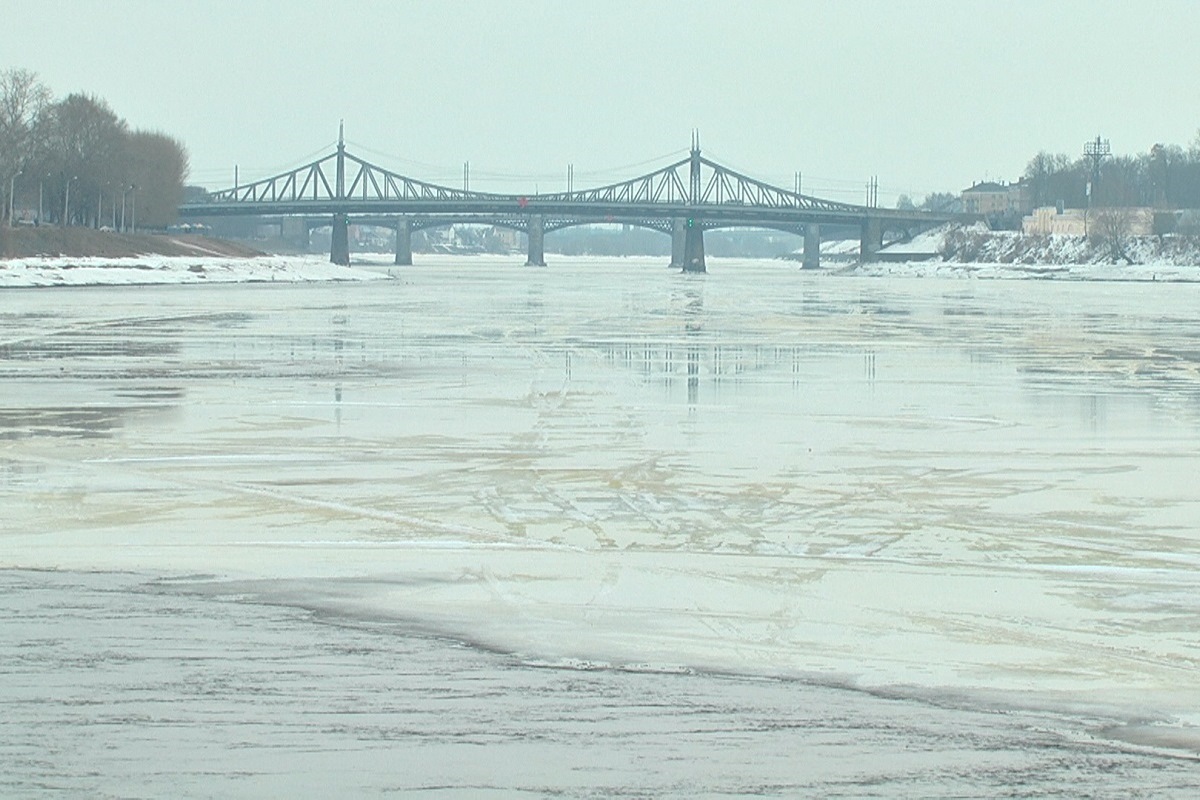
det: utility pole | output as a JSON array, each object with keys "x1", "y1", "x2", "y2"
[{"x1": 865, "y1": 175, "x2": 878, "y2": 208}]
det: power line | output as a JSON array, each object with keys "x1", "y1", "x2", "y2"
[{"x1": 193, "y1": 140, "x2": 339, "y2": 187}]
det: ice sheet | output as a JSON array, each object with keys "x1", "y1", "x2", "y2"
[{"x1": 3, "y1": 255, "x2": 1200, "y2": 755}]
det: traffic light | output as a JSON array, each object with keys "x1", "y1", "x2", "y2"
[{"x1": 686, "y1": 217, "x2": 695, "y2": 228}]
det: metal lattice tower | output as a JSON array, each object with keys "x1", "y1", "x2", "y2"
[{"x1": 1084, "y1": 135, "x2": 1110, "y2": 203}]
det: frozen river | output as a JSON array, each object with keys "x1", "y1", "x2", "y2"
[{"x1": 2, "y1": 255, "x2": 1200, "y2": 796}]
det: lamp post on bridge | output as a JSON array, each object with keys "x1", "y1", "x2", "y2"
[{"x1": 7, "y1": 169, "x2": 21, "y2": 227}]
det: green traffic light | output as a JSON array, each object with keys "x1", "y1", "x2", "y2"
[{"x1": 686, "y1": 218, "x2": 694, "y2": 228}]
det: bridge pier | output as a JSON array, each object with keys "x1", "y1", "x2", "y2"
[
  {"x1": 681, "y1": 220, "x2": 706, "y2": 273},
  {"x1": 669, "y1": 217, "x2": 686, "y2": 267},
  {"x1": 394, "y1": 217, "x2": 412, "y2": 266},
  {"x1": 330, "y1": 213, "x2": 350, "y2": 266},
  {"x1": 525, "y1": 214, "x2": 546, "y2": 266},
  {"x1": 803, "y1": 223, "x2": 820, "y2": 269},
  {"x1": 860, "y1": 217, "x2": 882, "y2": 263}
]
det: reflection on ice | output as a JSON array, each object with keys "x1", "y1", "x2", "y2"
[{"x1": 3, "y1": 256, "x2": 1200, "y2": 781}]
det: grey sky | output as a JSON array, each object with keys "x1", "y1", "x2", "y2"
[{"x1": 4, "y1": 0, "x2": 1198, "y2": 205}]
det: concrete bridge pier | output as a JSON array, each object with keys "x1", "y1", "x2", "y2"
[
  {"x1": 330, "y1": 213, "x2": 350, "y2": 266},
  {"x1": 803, "y1": 223, "x2": 820, "y2": 269},
  {"x1": 669, "y1": 217, "x2": 686, "y2": 267},
  {"x1": 525, "y1": 214, "x2": 546, "y2": 266},
  {"x1": 859, "y1": 217, "x2": 882, "y2": 263},
  {"x1": 282, "y1": 217, "x2": 310, "y2": 252},
  {"x1": 682, "y1": 220, "x2": 706, "y2": 273},
  {"x1": 394, "y1": 217, "x2": 412, "y2": 266}
]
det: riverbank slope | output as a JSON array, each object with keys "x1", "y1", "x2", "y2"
[{"x1": 0, "y1": 226, "x2": 263, "y2": 259}]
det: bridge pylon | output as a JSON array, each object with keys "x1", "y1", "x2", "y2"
[
  {"x1": 330, "y1": 122, "x2": 351, "y2": 265},
  {"x1": 394, "y1": 216, "x2": 412, "y2": 266},
  {"x1": 525, "y1": 214, "x2": 546, "y2": 266},
  {"x1": 681, "y1": 217, "x2": 706, "y2": 273},
  {"x1": 859, "y1": 216, "x2": 882, "y2": 263},
  {"x1": 669, "y1": 217, "x2": 686, "y2": 267},
  {"x1": 803, "y1": 223, "x2": 820, "y2": 269},
  {"x1": 331, "y1": 212, "x2": 350, "y2": 265},
  {"x1": 679, "y1": 132, "x2": 706, "y2": 273}
]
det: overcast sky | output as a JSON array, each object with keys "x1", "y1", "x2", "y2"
[{"x1": 3, "y1": 0, "x2": 1198, "y2": 205}]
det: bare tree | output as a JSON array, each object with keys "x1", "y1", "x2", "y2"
[
  {"x1": 35, "y1": 93, "x2": 127, "y2": 225},
  {"x1": 122, "y1": 130, "x2": 190, "y2": 229},
  {"x1": 1097, "y1": 155, "x2": 1149, "y2": 207},
  {"x1": 1023, "y1": 152, "x2": 1075, "y2": 208},
  {"x1": 1089, "y1": 207, "x2": 1134, "y2": 264},
  {"x1": 920, "y1": 191, "x2": 959, "y2": 212},
  {"x1": 0, "y1": 68, "x2": 51, "y2": 160},
  {"x1": 0, "y1": 68, "x2": 52, "y2": 221}
]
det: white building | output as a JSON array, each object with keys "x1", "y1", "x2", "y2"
[{"x1": 1022, "y1": 206, "x2": 1156, "y2": 236}]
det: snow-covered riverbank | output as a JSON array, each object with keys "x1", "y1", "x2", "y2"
[
  {"x1": 6, "y1": 248, "x2": 1200, "y2": 289},
  {"x1": 931, "y1": 224, "x2": 1200, "y2": 268},
  {"x1": 817, "y1": 224, "x2": 1200, "y2": 278},
  {"x1": 843, "y1": 258, "x2": 1200, "y2": 282},
  {"x1": 0, "y1": 254, "x2": 391, "y2": 287}
]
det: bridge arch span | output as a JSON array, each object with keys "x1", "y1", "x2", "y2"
[{"x1": 180, "y1": 133, "x2": 971, "y2": 270}]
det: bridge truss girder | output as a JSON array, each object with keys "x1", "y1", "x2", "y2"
[
  {"x1": 184, "y1": 141, "x2": 967, "y2": 236},
  {"x1": 299, "y1": 213, "x2": 823, "y2": 240}
]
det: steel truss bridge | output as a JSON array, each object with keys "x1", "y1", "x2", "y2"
[{"x1": 179, "y1": 129, "x2": 967, "y2": 271}]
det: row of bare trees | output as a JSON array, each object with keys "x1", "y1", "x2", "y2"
[
  {"x1": 1, "y1": 67, "x2": 188, "y2": 229},
  {"x1": 1023, "y1": 137, "x2": 1200, "y2": 211}
]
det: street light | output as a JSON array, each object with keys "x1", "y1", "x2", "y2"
[
  {"x1": 63, "y1": 175, "x2": 78, "y2": 227},
  {"x1": 7, "y1": 169, "x2": 21, "y2": 227},
  {"x1": 39, "y1": 175, "x2": 46, "y2": 225},
  {"x1": 122, "y1": 183, "x2": 136, "y2": 233}
]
